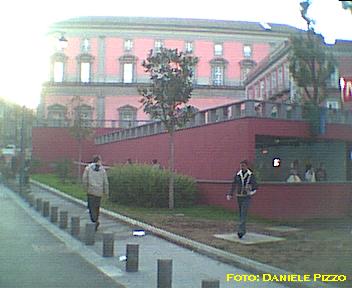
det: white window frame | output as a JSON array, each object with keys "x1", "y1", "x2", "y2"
[
  {"x1": 53, "y1": 61, "x2": 64, "y2": 82},
  {"x1": 271, "y1": 71, "x2": 277, "y2": 89},
  {"x1": 155, "y1": 40, "x2": 163, "y2": 52},
  {"x1": 329, "y1": 67, "x2": 339, "y2": 88},
  {"x1": 278, "y1": 66, "x2": 283, "y2": 86},
  {"x1": 255, "y1": 84, "x2": 260, "y2": 100},
  {"x1": 260, "y1": 80, "x2": 265, "y2": 98},
  {"x1": 185, "y1": 41, "x2": 193, "y2": 53},
  {"x1": 243, "y1": 44, "x2": 252, "y2": 58},
  {"x1": 119, "y1": 106, "x2": 137, "y2": 128},
  {"x1": 214, "y1": 44, "x2": 223, "y2": 56},
  {"x1": 212, "y1": 65, "x2": 224, "y2": 86},
  {"x1": 326, "y1": 101, "x2": 339, "y2": 109},
  {"x1": 124, "y1": 39, "x2": 133, "y2": 52},
  {"x1": 266, "y1": 76, "x2": 271, "y2": 96},
  {"x1": 284, "y1": 62, "x2": 290, "y2": 86},
  {"x1": 82, "y1": 38, "x2": 90, "y2": 53},
  {"x1": 80, "y1": 62, "x2": 90, "y2": 83},
  {"x1": 123, "y1": 63, "x2": 133, "y2": 83}
]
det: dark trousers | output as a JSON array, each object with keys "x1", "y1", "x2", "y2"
[
  {"x1": 87, "y1": 194, "x2": 101, "y2": 223},
  {"x1": 237, "y1": 196, "x2": 251, "y2": 235}
]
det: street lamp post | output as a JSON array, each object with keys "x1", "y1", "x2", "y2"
[
  {"x1": 19, "y1": 106, "x2": 25, "y2": 194},
  {"x1": 58, "y1": 33, "x2": 68, "y2": 50}
]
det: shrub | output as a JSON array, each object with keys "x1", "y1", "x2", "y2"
[
  {"x1": 54, "y1": 159, "x2": 74, "y2": 183},
  {"x1": 108, "y1": 164, "x2": 198, "y2": 208}
]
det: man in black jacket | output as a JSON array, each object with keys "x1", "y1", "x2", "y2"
[{"x1": 227, "y1": 160, "x2": 258, "y2": 239}]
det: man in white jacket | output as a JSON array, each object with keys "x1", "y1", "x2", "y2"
[{"x1": 82, "y1": 155, "x2": 109, "y2": 231}]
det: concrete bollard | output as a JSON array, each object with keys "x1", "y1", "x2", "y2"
[
  {"x1": 42, "y1": 201, "x2": 50, "y2": 217},
  {"x1": 50, "y1": 206, "x2": 58, "y2": 223},
  {"x1": 28, "y1": 194, "x2": 35, "y2": 207},
  {"x1": 157, "y1": 259, "x2": 173, "y2": 288},
  {"x1": 85, "y1": 223, "x2": 96, "y2": 245},
  {"x1": 126, "y1": 244, "x2": 139, "y2": 272},
  {"x1": 102, "y1": 233, "x2": 114, "y2": 257},
  {"x1": 201, "y1": 279, "x2": 220, "y2": 288},
  {"x1": 71, "y1": 216, "x2": 80, "y2": 237},
  {"x1": 59, "y1": 211, "x2": 68, "y2": 229},
  {"x1": 36, "y1": 198, "x2": 43, "y2": 212}
]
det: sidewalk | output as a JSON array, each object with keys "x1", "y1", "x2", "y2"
[
  {"x1": 0, "y1": 184, "x2": 123, "y2": 288},
  {"x1": 6, "y1": 180, "x2": 330, "y2": 288}
]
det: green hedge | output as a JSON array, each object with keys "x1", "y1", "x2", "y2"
[{"x1": 108, "y1": 164, "x2": 198, "y2": 208}]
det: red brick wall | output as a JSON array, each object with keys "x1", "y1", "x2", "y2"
[
  {"x1": 197, "y1": 181, "x2": 352, "y2": 220},
  {"x1": 32, "y1": 118, "x2": 352, "y2": 219},
  {"x1": 32, "y1": 127, "x2": 115, "y2": 172},
  {"x1": 97, "y1": 119, "x2": 255, "y2": 180}
]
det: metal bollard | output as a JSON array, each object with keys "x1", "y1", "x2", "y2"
[
  {"x1": 85, "y1": 223, "x2": 96, "y2": 245},
  {"x1": 50, "y1": 206, "x2": 58, "y2": 223},
  {"x1": 71, "y1": 216, "x2": 80, "y2": 237},
  {"x1": 102, "y1": 233, "x2": 114, "y2": 257},
  {"x1": 36, "y1": 198, "x2": 43, "y2": 212},
  {"x1": 201, "y1": 279, "x2": 220, "y2": 288},
  {"x1": 157, "y1": 259, "x2": 172, "y2": 288},
  {"x1": 42, "y1": 201, "x2": 50, "y2": 217},
  {"x1": 126, "y1": 244, "x2": 139, "y2": 272},
  {"x1": 59, "y1": 211, "x2": 68, "y2": 229}
]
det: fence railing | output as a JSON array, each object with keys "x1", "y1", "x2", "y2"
[{"x1": 94, "y1": 100, "x2": 352, "y2": 145}]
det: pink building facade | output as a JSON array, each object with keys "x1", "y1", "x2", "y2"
[
  {"x1": 40, "y1": 17, "x2": 352, "y2": 127},
  {"x1": 39, "y1": 17, "x2": 299, "y2": 127},
  {"x1": 245, "y1": 40, "x2": 352, "y2": 111}
]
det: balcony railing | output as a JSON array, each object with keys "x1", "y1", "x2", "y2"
[
  {"x1": 95, "y1": 100, "x2": 352, "y2": 145},
  {"x1": 34, "y1": 119, "x2": 153, "y2": 128}
]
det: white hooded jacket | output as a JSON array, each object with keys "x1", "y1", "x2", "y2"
[{"x1": 82, "y1": 163, "x2": 109, "y2": 197}]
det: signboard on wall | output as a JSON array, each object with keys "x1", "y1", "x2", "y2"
[{"x1": 340, "y1": 77, "x2": 352, "y2": 102}]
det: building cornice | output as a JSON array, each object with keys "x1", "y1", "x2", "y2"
[{"x1": 50, "y1": 16, "x2": 301, "y2": 39}]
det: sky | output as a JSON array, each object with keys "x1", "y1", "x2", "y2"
[{"x1": 0, "y1": 0, "x2": 351, "y2": 108}]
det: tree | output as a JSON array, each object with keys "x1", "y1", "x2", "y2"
[
  {"x1": 289, "y1": 1, "x2": 336, "y2": 134},
  {"x1": 139, "y1": 47, "x2": 198, "y2": 209},
  {"x1": 341, "y1": 1, "x2": 352, "y2": 13},
  {"x1": 68, "y1": 95, "x2": 94, "y2": 183},
  {"x1": 290, "y1": 1, "x2": 335, "y2": 106}
]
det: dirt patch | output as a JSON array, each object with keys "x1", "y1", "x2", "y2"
[{"x1": 138, "y1": 214, "x2": 352, "y2": 287}]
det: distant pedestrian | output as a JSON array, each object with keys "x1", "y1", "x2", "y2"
[
  {"x1": 226, "y1": 160, "x2": 258, "y2": 239},
  {"x1": 151, "y1": 159, "x2": 161, "y2": 169},
  {"x1": 304, "y1": 164, "x2": 316, "y2": 182},
  {"x1": 126, "y1": 158, "x2": 133, "y2": 165},
  {"x1": 315, "y1": 163, "x2": 327, "y2": 182},
  {"x1": 286, "y1": 169, "x2": 302, "y2": 183},
  {"x1": 82, "y1": 155, "x2": 109, "y2": 231}
]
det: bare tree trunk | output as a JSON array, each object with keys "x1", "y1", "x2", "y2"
[{"x1": 168, "y1": 130, "x2": 175, "y2": 209}]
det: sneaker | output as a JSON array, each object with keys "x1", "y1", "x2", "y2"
[{"x1": 237, "y1": 232, "x2": 244, "y2": 239}]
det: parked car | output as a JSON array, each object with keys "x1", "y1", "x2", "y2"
[{"x1": 2, "y1": 144, "x2": 16, "y2": 156}]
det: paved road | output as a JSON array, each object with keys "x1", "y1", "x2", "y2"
[{"x1": 0, "y1": 185, "x2": 124, "y2": 288}]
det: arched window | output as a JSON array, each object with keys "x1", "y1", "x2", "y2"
[
  {"x1": 118, "y1": 105, "x2": 137, "y2": 128},
  {"x1": 74, "y1": 104, "x2": 93, "y2": 127},
  {"x1": 239, "y1": 59, "x2": 256, "y2": 83},
  {"x1": 47, "y1": 104, "x2": 67, "y2": 127},
  {"x1": 210, "y1": 58, "x2": 228, "y2": 86}
]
